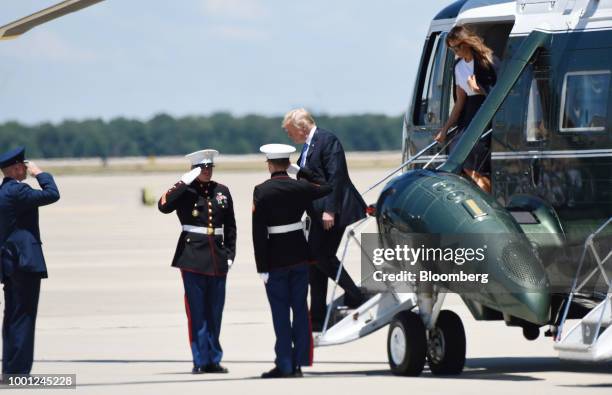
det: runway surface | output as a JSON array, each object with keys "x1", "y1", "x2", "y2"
[{"x1": 1, "y1": 167, "x2": 611, "y2": 393}]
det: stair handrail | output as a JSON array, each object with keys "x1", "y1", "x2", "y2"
[
  {"x1": 360, "y1": 127, "x2": 460, "y2": 196},
  {"x1": 556, "y1": 216, "x2": 612, "y2": 342}
]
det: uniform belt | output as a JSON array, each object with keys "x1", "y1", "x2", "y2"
[
  {"x1": 182, "y1": 225, "x2": 224, "y2": 236},
  {"x1": 267, "y1": 221, "x2": 304, "y2": 234}
]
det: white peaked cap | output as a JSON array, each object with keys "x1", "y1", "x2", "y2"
[
  {"x1": 259, "y1": 144, "x2": 296, "y2": 159},
  {"x1": 185, "y1": 149, "x2": 219, "y2": 165}
]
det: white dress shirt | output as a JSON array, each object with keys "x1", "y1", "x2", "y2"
[{"x1": 300, "y1": 126, "x2": 317, "y2": 167}]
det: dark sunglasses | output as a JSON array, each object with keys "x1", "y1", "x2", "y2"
[{"x1": 448, "y1": 41, "x2": 463, "y2": 51}]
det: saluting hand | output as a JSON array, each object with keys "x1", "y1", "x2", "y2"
[
  {"x1": 322, "y1": 211, "x2": 335, "y2": 230},
  {"x1": 26, "y1": 161, "x2": 42, "y2": 177},
  {"x1": 180, "y1": 167, "x2": 202, "y2": 185}
]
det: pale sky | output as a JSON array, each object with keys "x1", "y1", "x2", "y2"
[{"x1": 0, "y1": 0, "x2": 450, "y2": 124}]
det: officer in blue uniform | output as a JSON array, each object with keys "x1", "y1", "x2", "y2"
[
  {"x1": 158, "y1": 149, "x2": 236, "y2": 374},
  {"x1": 253, "y1": 144, "x2": 331, "y2": 378},
  {"x1": 0, "y1": 147, "x2": 60, "y2": 376}
]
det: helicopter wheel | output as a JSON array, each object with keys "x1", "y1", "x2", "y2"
[
  {"x1": 387, "y1": 310, "x2": 427, "y2": 376},
  {"x1": 427, "y1": 310, "x2": 466, "y2": 375}
]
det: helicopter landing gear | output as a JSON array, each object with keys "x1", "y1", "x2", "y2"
[
  {"x1": 523, "y1": 324, "x2": 540, "y2": 340},
  {"x1": 427, "y1": 310, "x2": 466, "y2": 375},
  {"x1": 387, "y1": 311, "x2": 427, "y2": 376},
  {"x1": 387, "y1": 309, "x2": 466, "y2": 376}
]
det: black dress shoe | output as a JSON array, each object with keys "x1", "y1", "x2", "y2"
[
  {"x1": 293, "y1": 367, "x2": 303, "y2": 378},
  {"x1": 192, "y1": 366, "x2": 205, "y2": 374},
  {"x1": 261, "y1": 367, "x2": 294, "y2": 379},
  {"x1": 344, "y1": 292, "x2": 365, "y2": 308},
  {"x1": 204, "y1": 364, "x2": 228, "y2": 373}
]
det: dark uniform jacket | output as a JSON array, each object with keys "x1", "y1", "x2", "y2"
[
  {"x1": 297, "y1": 128, "x2": 367, "y2": 228},
  {"x1": 0, "y1": 173, "x2": 60, "y2": 282},
  {"x1": 252, "y1": 168, "x2": 331, "y2": 273},
  {"x1": 158, "y1": 179, "x2": 237, "y2": 276}
]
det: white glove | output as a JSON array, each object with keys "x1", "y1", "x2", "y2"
[
  {"x1": 260, "y1": 272, "x2": 269, "y2": 284},
  {"x1": 287, "y1": 164, "x2": 300, "y2": 176},
  {"x1": 180, "y1": 167, "x2": 201, "y2": 184},
  {"x1": 227, "y1": 259, "x2": 233, "y2": 270}
]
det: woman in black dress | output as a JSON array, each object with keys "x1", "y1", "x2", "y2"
[{"x1": 435, "y1": 25, "x2": 497, "y2": 193}]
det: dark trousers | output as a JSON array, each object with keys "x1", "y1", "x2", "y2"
[
  {"x1": 308, "y1": 222, "x2": 363, "y2": 328},
  {"x1": 265, "y1": 264, "x2": 312, "y2": 374},
  {"x1": 181, "y1": 271, "x2": 226, "y2": 368},
  {"x1": 2, "y1": 271, "x2": 41, "y2": 374}
]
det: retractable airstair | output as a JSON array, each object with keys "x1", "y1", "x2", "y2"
[
  {"x1": 554, "y1": 218, "x2": 612, "y2": 361},
  {"x1": 313, "y1": 216, "x2": 417, "y2": 346},
  {"x1": 314, "y1": 129, "x2": 469, "y2": 347}
]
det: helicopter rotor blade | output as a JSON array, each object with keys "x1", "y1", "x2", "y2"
[{"x1": 0, "y1": 0, "x2": 105, "y2": 40}]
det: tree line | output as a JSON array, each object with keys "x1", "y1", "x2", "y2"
[{"x1": 0, "y1": 113, "x2": 404, "y2": 159}]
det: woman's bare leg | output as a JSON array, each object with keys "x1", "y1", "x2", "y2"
[{"x1": 464, "y1": 169, "x2": 491, "y2": 193}]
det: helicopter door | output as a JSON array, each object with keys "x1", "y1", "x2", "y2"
[
  {"x1": 491, "y1": 53, "x2": 550, "y2": 205},
  {"x1": 404, "y1": 32, "x2": 454, "y2": 167}
]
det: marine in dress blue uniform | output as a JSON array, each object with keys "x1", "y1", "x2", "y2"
[
  {"x1": 0, "y1": 147, "x2": 60, "y2": 375},
  {"x1": 253, "y1": 144, "x2": 331, "y2": 378},
  {"x1": 158, "y1": 149, "x2": 236, "y2": 374}
]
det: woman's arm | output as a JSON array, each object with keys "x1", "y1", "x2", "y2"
[
  {"x1": 467, "y1": 75, "x2": 484, "y2": 95},
  {"x1": 435, "y1": 86, "x2": 467, "y2": 143},
  {"x1": 472, "y1": 58, "x2": 498, "y2": 95}
]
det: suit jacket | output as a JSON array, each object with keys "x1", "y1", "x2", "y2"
[
  {"x1": 158, "y1": 179, "x2": 237, "y2": 275},
  {"x1": 297, "y1": 128, "x2": 367, "y2": 228},
  {"x1": 252, "y1": 168, "x2": 331, "y2": 273},
  {"x1": 0, "y1": 173, "x2": 60, "y2": 282}
]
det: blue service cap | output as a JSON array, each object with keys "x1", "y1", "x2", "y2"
[{"x1": 0, "y1": 146, "x2": 25, "y2": 169}]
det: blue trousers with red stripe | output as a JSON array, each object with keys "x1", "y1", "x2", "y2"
[
  {"x1": 265, "y1": 263, "x2": 312, "y2": 374},
  {"x1": 181, "y1": 271, "x2": 226, "y2": 368}
]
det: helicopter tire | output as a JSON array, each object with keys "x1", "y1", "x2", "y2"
[
  {"x1": 427, "y1": 310, "x2": 466, "y2": 375},
  {"x1": 387, "y1": 310, "x2": 427, "y2": 376}
]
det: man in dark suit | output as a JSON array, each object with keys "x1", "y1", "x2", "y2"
[
  {"x1": 282, "y1": 109, "x2": 366, "y2": 332},
  {"x1": 158, "y1": 149, "x2": 236, "y2": 374},
  {"x1": 253, "y1": 144, "x2": 331, "y2": 378},
  {"x1": 0, "y1": 147, "x2": 60, "y2": 375}
]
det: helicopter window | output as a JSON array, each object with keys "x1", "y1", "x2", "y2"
[
  {"x1": 560, "y1": 71, "x2": 610, "y2": 132},
  {"x1": 525, "y1": 77, "x2": 550, "y2": 142},
  {"x1": 416, "y1": 33, "x2": 447, "y2": 126}
]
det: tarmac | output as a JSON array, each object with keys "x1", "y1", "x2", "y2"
[{"x1": 1, "y1": 166, "x2": 611, "y2": 394}]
